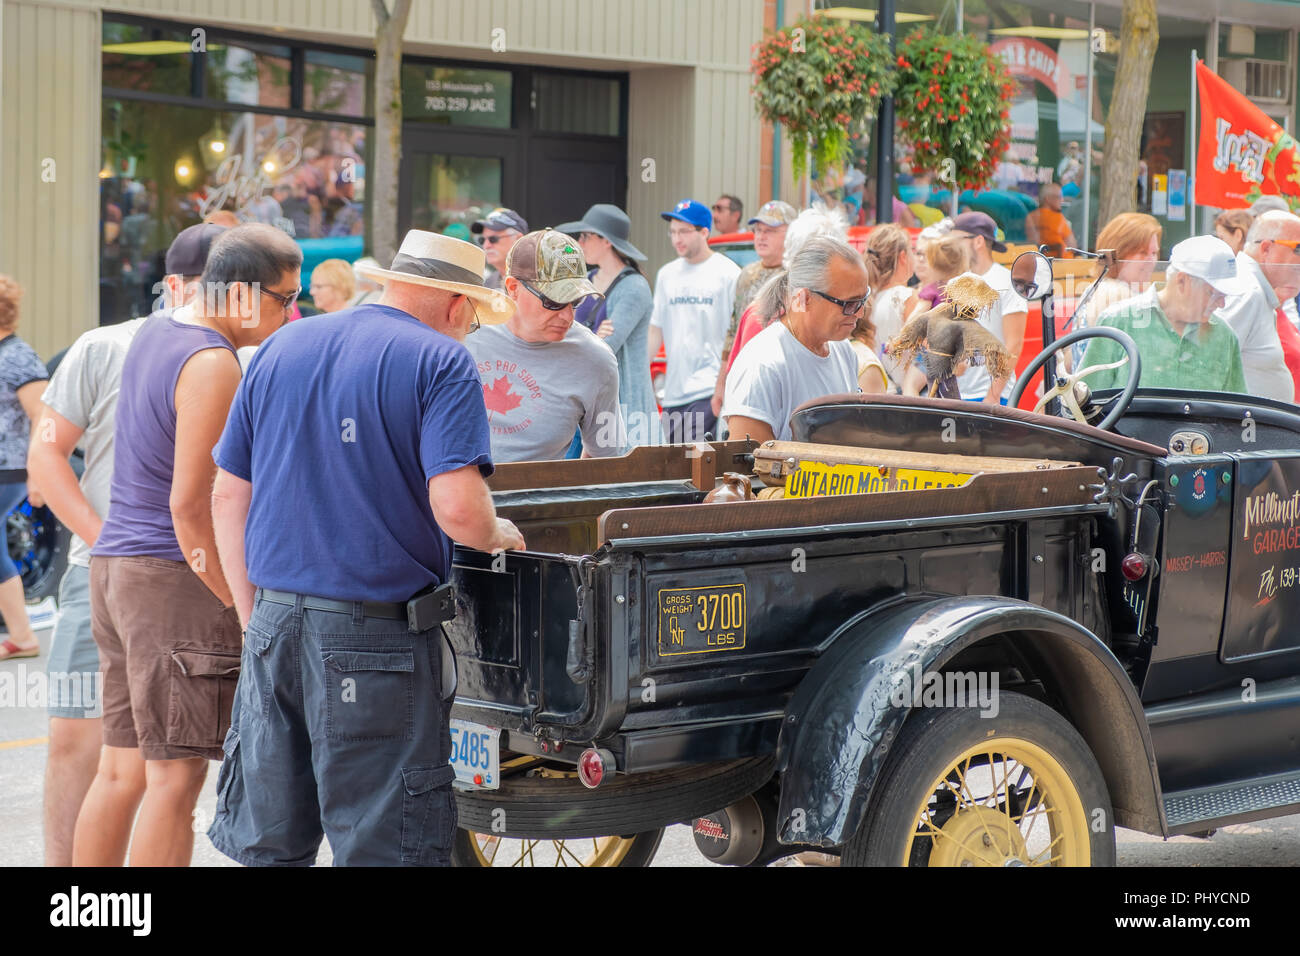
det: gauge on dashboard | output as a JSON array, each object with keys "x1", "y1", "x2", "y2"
[{"x1": 1168, "y1": 430, "x2": 1210, "y2": 455}]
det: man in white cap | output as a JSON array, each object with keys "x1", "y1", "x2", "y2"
[
  {"x1": 206, "y1": 230, "x2": 525, "y2": 867},
  {"x1": 465, "y1": 229, "x2": 625, "y2": 462},
  {"x1": 1078, "y1": 235, "x2": 1249, "y2": 393},
  {"x1": 1215, "y1": 210, "x2": 1300, "y2": 402}
]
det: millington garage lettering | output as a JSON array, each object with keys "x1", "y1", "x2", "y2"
[{"x1": 1242, "y1": 490, "x2": 1300, "y2": 538}]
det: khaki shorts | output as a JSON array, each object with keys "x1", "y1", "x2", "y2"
[{"x1": 90, "y1": 555, "x2": 242, "y2": 761}]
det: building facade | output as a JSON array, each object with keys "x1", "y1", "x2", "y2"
[{"x1": 2, "y1": 0, "x2": 781, "y2": 360}]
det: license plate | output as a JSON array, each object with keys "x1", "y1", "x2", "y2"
[
  {"x1": 449, "y1": 719, "x2": 500, "y2": 790},
  {"x1": 657, "y1": 584, "x2": 747, "y2": 657},
  {"x1": 785, "y1": 460, "x2": 973, "y2": 498}
]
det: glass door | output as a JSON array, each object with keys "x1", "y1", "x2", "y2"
[{"x1": 398, "y1": 129, "x2": 521, "y2": 238}]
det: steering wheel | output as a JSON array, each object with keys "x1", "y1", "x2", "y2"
[{"x1": 1010, "y1": 327, "x2": 1141, "y2": 431}]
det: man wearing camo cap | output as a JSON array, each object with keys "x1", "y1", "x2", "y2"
[
  {"x1": 711, "y1": 200, "x2": 797, "y2": 417},
  {"x1": 466, "y1": 229, "x2": 626, "y2": 461}
]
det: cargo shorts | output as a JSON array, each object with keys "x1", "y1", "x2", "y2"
[
  {"x1": 89, "y1": 555, "x2": 242, "y2": 760},
  {"x1": 207, "y1": 591, "x2": 457, "y2": 867}
]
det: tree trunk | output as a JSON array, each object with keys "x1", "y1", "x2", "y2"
[
  {"x1": 371, "y1": 0, "x2": 413, "y2": 266},
  {"x1": 1096, "y1": 0, "x2": 1159, "y2": 230}
]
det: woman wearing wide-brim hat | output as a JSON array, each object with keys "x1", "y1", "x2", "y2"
[{"x1": 557, "y1": 204, "x2": 662, "y2": 447}]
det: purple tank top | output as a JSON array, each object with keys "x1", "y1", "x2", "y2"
[{"x1": 92, "y1": 310, "x2": 237, "y2": 561}]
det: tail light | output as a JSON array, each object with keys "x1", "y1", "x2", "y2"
[
  {"x1": 578, "y1": 748, "x2": 616, "y2": 789},
  {"x1": 1121, "y1": 552, "x2": 1147, "y2": 581}
]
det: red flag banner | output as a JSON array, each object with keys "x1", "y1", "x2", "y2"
[{"x1": 1195, "y1": 60, "x2": 1300, "y2": 211}]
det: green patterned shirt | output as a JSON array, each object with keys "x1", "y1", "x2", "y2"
[{"x1": 1078, "y1": 289, "x2": 1247, "y2": 395}]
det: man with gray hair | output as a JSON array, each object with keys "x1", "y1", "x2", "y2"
[
  {"x1": 722, "y1": 234, "x2": 867, "y2": 442},
  {"x1": 1215, "y1": 210, "x2": 1300, "y2": 402}
]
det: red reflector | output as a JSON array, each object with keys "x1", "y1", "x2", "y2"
[
  {"x1": 578, "y1": 749, "x2": 606, "y2": 789},
  {"x1": 1121, "y1": 552, "x2": 1146, "y2": 581}
]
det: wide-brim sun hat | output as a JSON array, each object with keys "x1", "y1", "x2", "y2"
[
  {"x1": 355, "y1": 230, "x2": 514, "y2": 321},
  {"x1": 556, "y1": 203, "x2": 647, "y2": 262}
]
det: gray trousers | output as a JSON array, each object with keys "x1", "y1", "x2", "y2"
[{"x1": 208, "y1": 590, "x2": 456, "y2": 866}]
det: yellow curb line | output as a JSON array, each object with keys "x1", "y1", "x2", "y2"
[{"x1": 0, "y1": 736, "x2": 48, "y2": 750}]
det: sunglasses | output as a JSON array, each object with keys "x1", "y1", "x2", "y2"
[
  {"x1": 1272, "y1": 238, "x2": 1300, "y2": 254},
  {"x1": 521, "y1": 280, "x2": 571, "y2": 311},
  {"x1": 261, "y1": 285, "x2": 302, "y2": 311},
  {"x1": 809, "y1": 288, "x2": 870, "y2": 316},
  {"x1": 479, "y1": 233, "x2": 517, "y2": 246},
  {"x1": 711, "y1": 204, "x2": 730, "y2": 213}
]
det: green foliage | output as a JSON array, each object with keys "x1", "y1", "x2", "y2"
[
  {"x1": 751, "y1": 20, "x2": 1015, "y2": 192},
  {"x1": 893, "y1": 29, "x2": 1016, "y2": 192},
  {"x1": 751, "y1": 17, "x2": 894, "y2": 179}
]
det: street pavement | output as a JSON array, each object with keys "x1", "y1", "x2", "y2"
[{"x1": 3, "y1": 624, "x2": 1296, "y2": 867}]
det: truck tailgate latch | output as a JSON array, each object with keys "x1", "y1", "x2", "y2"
[{"x1": 566, "y1": 557, "x2": 593, "y2": 684}]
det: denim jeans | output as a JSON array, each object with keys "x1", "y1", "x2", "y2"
[{"x1": 208, "y1": 590, "x2": 456, "y2": 866}]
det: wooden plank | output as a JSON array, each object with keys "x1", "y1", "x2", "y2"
[
  {"x1": 487, "y1": 440, "x2": 756, "y2": 492},
  {"x1": 598, "y1": 466, "x2": 1100, "y2": 542},
  {"x1": 752, "y1": 440, "x2": 1079, "y2": 480}
]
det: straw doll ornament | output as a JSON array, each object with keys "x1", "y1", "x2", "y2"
[{"x1": 887, "y1": 274, "x2": 1015, "y2": 399}]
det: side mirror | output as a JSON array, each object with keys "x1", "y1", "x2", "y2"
[{"x1": 1011, "y1": 251, "x2": 1054, "y2": 301}]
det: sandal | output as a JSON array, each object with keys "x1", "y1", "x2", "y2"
[{"x1": 0, "y1": 638, "x2": 39, "y2": 661}]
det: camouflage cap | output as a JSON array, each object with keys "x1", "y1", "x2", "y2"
[
  {"x1": 747, "y1": 200, "x2": 798, "y2": 228},
  {"x1": 505, "y1": 229, "x2": 601, "y2": 304}
]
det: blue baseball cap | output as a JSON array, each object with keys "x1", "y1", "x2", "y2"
[{"x1": 660, "y1": 199, "x2": 712, "y2": 231}]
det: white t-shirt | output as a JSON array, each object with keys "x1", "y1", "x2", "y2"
[
  {"x1": 722, "y1": 321, "x2": 860, "y2": 441},
  {"x1": 956, "y1": 261, "x2": 1029, "y2": 400},
  {"x1": 1216, "y1": 252, "x2": 1294, "y2": 403},
  {"x1": 39, "y1": 317, "x2": 147, "y2": 566},
  {"x1": 651, "y1": 253, "x2": 741, "y2": 407}
]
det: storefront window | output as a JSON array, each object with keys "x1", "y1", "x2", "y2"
[
  {"x1": 102, "y1": 21, "x2": 193, "y2": 96},
  {"x1": 100, "y1": 97, "x2": 369, "y2": 323},
  {"x1": 407, "y1": 154, "x2": 503, "y2": 234},
  {"x1": 205, "y1": 40, "x2": 292, "y2": 108},
  {"x1": 401, "y1": 64, "x2": 512, "y2": 128},
  {"x1": 305, "y1": 51, "x2": 371, "y2": 116}
]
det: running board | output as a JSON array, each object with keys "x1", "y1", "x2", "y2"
[{"x1": 1163, "y1": 770, "x2": 1300, "y2": 834}]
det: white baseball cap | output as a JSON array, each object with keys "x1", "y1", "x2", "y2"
[{"x1": 1168, "y1": 235, "x2": 1251, "y2": 296}]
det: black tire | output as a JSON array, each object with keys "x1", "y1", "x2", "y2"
[
  {"x1": 7, "y1": 502, "x2": 70, "y2": 603},
  {"x1": 450, "y1": 827, "x2": 665, "y2": 867},
  {"x1": 454, "y1": 754, "x2": 775, "y2": 839},
  {"x1": 843, "y1": 692, "x2": 1115, "y2": 867}
]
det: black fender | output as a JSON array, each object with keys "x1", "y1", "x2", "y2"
[{"x1": 775, "y1": 595, "x2": 1166, "y2": 846}]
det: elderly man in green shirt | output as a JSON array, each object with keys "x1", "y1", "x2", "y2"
[{"x1": 1079, "y1": 235, "x2": 1250, "y2": 395}]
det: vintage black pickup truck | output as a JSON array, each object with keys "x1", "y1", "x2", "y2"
[{"x1": 442, "y1": 255, "x2": 1300, "y2": 867}]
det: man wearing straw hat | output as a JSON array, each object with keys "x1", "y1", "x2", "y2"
[{"x1": 207, "y1": 230, "x2": 525, "y2": 867}]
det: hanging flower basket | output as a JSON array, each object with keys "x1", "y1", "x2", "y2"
[
  {"x1": 894, "y1": 30, "x2": 1016, "y2": 192},
  {"x1": 751, "y1": 17, "x2": 895, "y2": 179}
]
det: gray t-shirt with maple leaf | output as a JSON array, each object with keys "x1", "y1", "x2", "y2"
[{"x1": 465, "y1": 322, "x2": 625, "y2": 462}]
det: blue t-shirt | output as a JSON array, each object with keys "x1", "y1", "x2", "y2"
[{"x1": 214, "y1": 304, "x2": 492, "y2": 602}]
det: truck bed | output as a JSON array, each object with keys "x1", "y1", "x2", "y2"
[{"x1": 447, "y1": 441, "x2": 1108, "y2": 768}]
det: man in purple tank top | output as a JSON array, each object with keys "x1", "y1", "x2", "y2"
[{"x1": 75, "y1": 223, "x2": 302, "y2": 867}]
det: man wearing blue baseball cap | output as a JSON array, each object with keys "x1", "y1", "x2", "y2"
[{"x1": 648, "y1": 199, "x2": 741, "y2": 442}]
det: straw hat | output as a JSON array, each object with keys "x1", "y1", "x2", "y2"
[{"x1": 355, "y1": 230, "x2": 514, "y2": 320}]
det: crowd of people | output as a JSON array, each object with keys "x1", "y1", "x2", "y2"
[{"x1": 3, "y1": 180, "x2": 1300, "y2": 867}]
